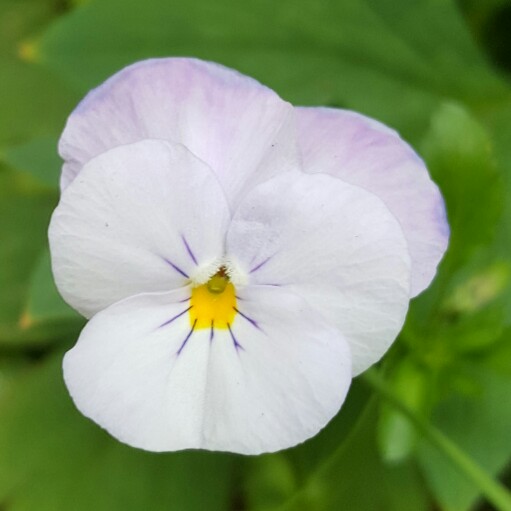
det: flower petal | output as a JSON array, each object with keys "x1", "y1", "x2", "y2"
[
  {"x1": 59, "y1": 58, "x2": 298, "y2": 207},
  {"x1": 64, "y1": 288, "x2": 211, "y2": 452},
  {"x1": 203, "y1": 285, "x2": 351, "y2": 454},
  {"x1": 49, "y1": 139, "x2": 229, "y2": 318},
  {"x1": 227, "y1": 172, "x2": 411, "y2": 375},
  {"x1": 296, "y1": 107, "x2": 449, "y2": 297},
  {"x1": 63, "y1": 286, "x2": 351, "y2": 454}
]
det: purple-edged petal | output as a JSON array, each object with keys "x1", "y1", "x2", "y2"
[
  {"x1": 59, "y1": 58, "x2": 299, "y2": 207},
  {"x1": 296, "y1": 107, "x2": 449, "y2": 297},
  {"x1": 227, "y1": 172, "x2": 411, "y2": 375},
  {"x1": 49, "y1": 139, "x2": 229, "y2": 318},
  {"x1": 64, "y1": 286, "x2": 351, "y2": 454}
]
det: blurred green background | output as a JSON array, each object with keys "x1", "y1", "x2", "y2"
[{"x1": 1, "y1": 0, "x2": 511, "y2": 509}]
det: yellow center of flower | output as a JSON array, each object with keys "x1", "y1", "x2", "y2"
[{"x1": 189, "y1": 269, "x2": 237, "y2": 329}]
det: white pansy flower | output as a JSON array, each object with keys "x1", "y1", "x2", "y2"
[{"x1": 49, "y1": 58, "x2": 449, "y2": 454}]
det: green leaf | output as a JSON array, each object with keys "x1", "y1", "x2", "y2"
[
  {"x1": 25, "y1": 249, "x2": 83, "y2": 327},
  {"x1": 4, "y1": 136, "x2": 61, "y2": 188},
  {"x1": 0, "y1": 353, "x2": 234, "y2": 511},
  {"x1": 244, "y1": 383, "x2": 429, "y2": 511},
  {"x1": 403, "y1": 103, "x2": 506, "y2": 361},
  {"x1": 245, "y1": 454, "x2": 297, "y2": 511},
  {"x1": 460, "y1": 0, "x2": 511, "y2": 74},
  {"x1": 404, "y1": 257, "x2": 510, "y2": 367},
  {"x1": 422, "y1": 103, "x2": 503, "y2": 266},
  {"x1": 482, "y1": 328, "x2": 511, "y2": 376},
  {"x1": 0, "y1": 57, "x2": 78, "y2": 147},
  {"x1": 0, "y1": 168, "x2": 60, "y2": 345},
  {"x1": 365, "y1": 369, "x2": 511, "y2": 511},
  {"x1": 274, "y1": 400, "x2": 430, "y2": 511},
  {"x1": 0, "y1": 0, "x2": 64, "y2": 56},
  {"x1": 416, "y1": 365, "x2": 511, "y2": 511},
  {"x1": 35, "y1": 0, "x2": 509, "y2": 141},
  {"x1": 439, "y1": 259, "x2": 510, "y2": 353},
  {"x1": 378, "y1": 358, "x2": 432, "y2": 463},
  {"x1": 244, "y1": 380, "x2": 371, "y2": 510}
]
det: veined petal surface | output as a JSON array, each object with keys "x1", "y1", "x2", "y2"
[
  {"x1": 49, "y1": 139, "x2": 229, "y2": 318},
  {"x1": 59, "y1": 58, "x2": 299, "y2": 207},
  {"x1": 63, "y1": 286, "x2": 351, "y2": 454},
  {"x1": 227, "y1": 172, "x2": 412, "y2": 375},
  {"x1": 297, "y1": 107, "x2": 449, "y2": 297}
]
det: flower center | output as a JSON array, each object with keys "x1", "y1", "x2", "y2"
[{"x1": 189, "y1": 267, "x2": 237, "y2": 329}]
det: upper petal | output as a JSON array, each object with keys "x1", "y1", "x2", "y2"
[
  {"x1": 49, "y1": 139, "x2": 230, "y2": 318},
  {"x1": 296, "y1": 107, "x2": 449, "y2": 297},
  {"x1": 227, "y1": 172, "x2": 412, "y2": 375},
  {"x1": 63, "y1": 285, "x2": 351, "y2": 454},
  {"x1": 59, "y1": 58, "x2": 299, "y2": 207}
]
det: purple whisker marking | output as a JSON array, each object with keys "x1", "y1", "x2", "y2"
[
  {"x1": 233, "y1": 307, "x2": 260, "y2": 330},
  {"x1": 178, "y1": 296, "x2": 192, "y2": 303},
  {"x1": 159, "y1": 306, "x2": 192, "y2": 328},
  {"x1": 228, "y1": 323, "x2": 244, "y2": 352},
  {"x1": 210, "y1": 321, "x2": 215, "y2": 342},
  {"x1": 181, "y1": 235, "x2": 198, "y2": 265},
  {"x1": 249, "y1": 255, "x2": 273, "y2": 274},
  {"x1": 177, "y1": 319, "x2": 197, "y2": 355},
  {"x1": 162, "y1": 257, "x2": 189, "y2": 278}
]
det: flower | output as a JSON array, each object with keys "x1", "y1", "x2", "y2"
[{"x1": 49, "y1": 58, "x2": 449, "y2": 454}]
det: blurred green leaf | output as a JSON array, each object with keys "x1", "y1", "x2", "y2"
[
  {"x1": 482, "y1": 328, "x2": 511, "y2": 376},
  {"x1": 366, "y1": 369, "x2": 511, "y2": 511},
  {"x1": 404, "y1": 104, "x2": 506, "y2": 362},
  {"x1": 245, "y1": 454, "x2": 297, "y2": 511},
  {"x1": 0, "y1": 168, "x2": 59, "y2": 345},
  {"x1": 0, "y1": 353, "x2": 234, "y2": 511},
  {"x1": 417, "y1": 364, "x2": 511, "y2": 511},
  {"x1": 25, "y1": 249, "x2": 83, "y2": 327},
  {"x1": 422, "y1": 103, "x2": 503, "y2": 266},
  {"x1": 285, "y1": 379, "x2": 371, "y2": 478},
  {"x1": 479, "y1": 100, "x2": 511, "y2": 324},
  {"x1": 460, "y1": 0, "x2": 511, "y2": 74},
  {"x1": 440, "y1": 259, "x2": 510, "y2": 354},
  {"x1": 443, "y1": 262, "x2": 510, "y2": 314},
  {"x1": 0, "y1": 57, "x2": 78, "y2": 147},
  {"x1": 244, "y1": 380, "x2": 371, "y2": 510},
  {"x1": 36, "y1": 0, "x2": 509, "y2": 141},
  {"x1": 378, "y1": 358, "x2": 432, "y2": 463},
  {"x1": 273, "y1": 401, "x2": 430, "y2": 511},
  {"x1": 4, "y1": 136, "x2": 61, "y2": 188},
  {"x1": 245, "y1": 381, "x2": 430, "y2": 511},
  {"x1": 0, "y1": 0, "x2": 65, "y2": 56}
]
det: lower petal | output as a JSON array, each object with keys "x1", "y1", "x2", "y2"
[
  {"x1": 63, "y1": 288, "x2": 211, "y2": 451},
  {"x1": 202, "y1": 285, "x2": 351, "y2": 454},
  {"x1": 63, "y1": 286, "x2": 351, "y2": 454}
]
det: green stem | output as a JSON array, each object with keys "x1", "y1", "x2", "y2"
[{"x1": 363, "y1": 370, "x2": 511, "y2": 511}]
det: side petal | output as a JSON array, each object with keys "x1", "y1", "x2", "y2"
[
  {"x1": 227, "y1": 172, "x2": 411, "y2": 375},
  {"x1": 49, "y1": 139, "x2": 229, "y2": 318},
  {"x1": 297, "y1": 107, "x2": 449, "y2": 297},
  {"x1": 63, "y1": 286, "x2": 351, "y2": 454},
  {"x1": 60, "y1": 58, "x2": 299, "y2": 207}
]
